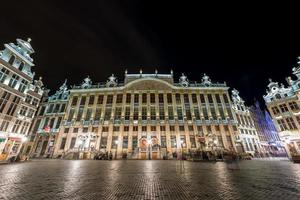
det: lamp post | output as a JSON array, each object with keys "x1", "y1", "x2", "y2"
[{"x1": 115, "y1": 140, "x2": 119, "y2": 159}]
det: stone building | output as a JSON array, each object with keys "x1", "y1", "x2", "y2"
[
  {"x1": 231, "y1": 89, "x2": 262, "y2": 156},
  {"x1": 28, "y1": 80, "x2": 69, "y2": 158},
  {"x1": 0, "y1": 38, "x2": 43, "y2": 161},
  {"x1": 264, "y1": 57, "x2": 300, "y2": 158},
  {"x1": 53, "y1": 71, "x2": 239, "y2": 159},
  {"x1": 250, "y1": 101, "x2": 285, "y2": 157}
]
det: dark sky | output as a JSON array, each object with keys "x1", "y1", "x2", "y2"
[{"x1": 0, "y1": 1, "x2": 299, "y2": 105}]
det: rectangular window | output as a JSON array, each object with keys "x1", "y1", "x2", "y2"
[
  {"x1": 190, "y1": 135, "x2": 196, "y2": 148},
  {"x1": 161, "y1": 136, "x2": 166, "y2": 148},
  {"x1": 102, "y1": 126, "x2": 109, "y2": 132},
  {"x1": 133, "y1": 107, "x2": 139, "y2": 120},
  {"x1": 159, "y1": 94, "x2": 164, "y2": 103},
  {"x1": 184, "y1": 94, "x2": 189, "y2": 104},
  {"x1": 199, "y1": 94, "x2": 205, "y2": 103},
  {"x1": 150, "y1": 93, "x2": 155, "y2": 104},
  {"x1": 132, "y1": 136, "x2": 138, "y2": 150},
  {"x1": 80, "y1": 96, "x2": 86, "y2": 106},
  {"x1": 8, "y1": 74, "x2": 19, "y2": 88},
  {"x1": 113, "y1": 126, "x2": 120, "y2": 132},
  {"x1": 104, "y1": 107, "x2": 112, "y2": 120},
  {"x1": 124, "y1": 126, "x2": 129, "y2": 132},
  {"x1": 289, "y1": 102, "x2": 299, "y2": 111},
  {"x1": 123, "y1": 136, "x2": 128, "y2": 149},
  {"x1": 115, "y1": 107, "x2": 122, "y2": 120},
  {"x1": 111, "y1": 136, "x2": 119, "y2": 149},
  {"x1": 170, "y1": 125, "x2": 175, "y2": 131},
  {"x1": 285, "y1": 117, "x2": 297, "y2": 130},
  {"x1": 168, "y1": 106, "x2": 174, "y2": 120},
  {"x1": 85, "y1": 108, "x2": 92, "y2": 121},
  {"x1": 175, "y1": 93, "x2": 181, "y2": 104},
  {"x1": 194, "y1": 107, "x2": 200, "y2": 120},
  {"x1": 0, "y1": 68, "x2": 9, "y2": 83},
  {"x1": 223, "y1": 94, "x2": 229, "y2": 104},
  {"x1": 126, "y1": 93, "x2": 131, "y2": 104},
  {"x1": 279, "y1": 104, "x2": 288, "y2": 112},
  {"x1": 116, "y1": 94, "x2": 123, "y2": 104},
  {"x1": 94, "y1": 108, "x2": 102, "y2": 121},
  {"x1": 142, "y1": 93, "x2": 147, "y2": 104},
  {"x1": 159, "y1": 106, "x2": 165, "y2": 120},
  {"x1": 151, "y1": 126, "x2": 156, "y2": 131},
  {"x1": 179, "y1": 125, "x2": 185, "y2": 131},
  {"x1": 188, "y1": 125, "x2": 194, "y2": 131},
  {"x1": 60, "y1": 138, "x2": 66, "y2": 150},
  {"x1": 191, "y1": 94, "x2": 197, "y2": 104},
  {"x1": 150, "y1": 106, "x2": 156, "y2": 120},
  {"x1": 177, "y1": 107, "x2": 183, "y2": 120},
  {"x1": 100, "y1": 137, "x2": 107, "y2": 148},
  {"x1": 106, "y1": 95, "x2": 113, "y2": 105},
  {"x1": 70, "y1": 137, "x2": 76, "y2": 149},
  {"x1": 171, "y1": 136, "x2": 177, "y2": 148},
  {"x1": 71, "y1": 96, "x2": 78, "y2": 106},
  {"x1": 97, "y1": 95, "x2": 104, "y2": 104},
  {"x1": 125, "y1": 107, "x2": 130, "y2": 120},
  {"x1": 160, "y1": 126, "x2": 166, "y2": 132},
  {"x1": 133, "y1": 126, "x2": 138, "y2": 131},
  {"x1": 167, "y1": 93, "x2": 172, "y2": 104},
  {"x1": 76, "y1": 108, "x2": 83, "y2": 121},
  {"x1": 134, "y1": 94, "x2": 139, "y2": 103},
  {"x1": 142, "y1": 126, "x2": 147, "y2": 132},
  {"x1": 142, "y1": 107, "x2": 147, "y2": 120},
  {"x1": 88, "y1": 95, "x2": 95, "y2": 105}
]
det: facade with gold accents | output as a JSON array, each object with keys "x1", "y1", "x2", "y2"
[{"x1": 52, "y1": 71, "x2": 239, "y2": 160}]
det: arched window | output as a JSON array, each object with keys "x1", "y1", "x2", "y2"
[
  {"x1": 8, "y1": 55, "x2": 15, "y2": 65},
  {"x1": 19, "y1": 62, "x2": 24, "y2": 71}
]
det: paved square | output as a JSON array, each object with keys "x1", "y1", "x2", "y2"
[{"x1": 0, "y1": 160, "x2": 299, "y2": 200}]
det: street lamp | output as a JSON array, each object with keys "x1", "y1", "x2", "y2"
[{"x1": 115, "y1": 140, "x2": 119, "y2": 159}]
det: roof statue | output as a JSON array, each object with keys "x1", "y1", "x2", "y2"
[
  {"x1": 81, "y1": 76, "x2": 92, "y2": 89},
  {"x1": 49, "y1": 79, "x2": 69, "y2": 101},
  {"x1": 201, "y1": 73, "x2": 212, "y2": 86},
  {"x1": 106, "y1": 74, "x2": 118, "y2": 87},
  {"x1": 179, "y1": 73, "x2": 189, "y2": 87}
]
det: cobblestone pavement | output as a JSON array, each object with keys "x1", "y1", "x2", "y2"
[{"x1": 0, "y1": 160, "x2": 300, "y2": 200}]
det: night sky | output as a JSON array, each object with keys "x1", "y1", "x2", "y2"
[{"x1": 0, "y1": 1, "x2": 299, "y2": 105}]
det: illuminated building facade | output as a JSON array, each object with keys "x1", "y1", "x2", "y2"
[
  {"x1": 53, "y1": 71, "x2": 239, "y2": 159},
  {"x1": 29, "y1": 81, "x2": 69, "y2": 158},
  {"x1": 0, "y1": 38, "x2": 43, "y2": 161},
  {"x1": 231, "y1": 89, "x2": 262, "y2": 156},
  {"x1": 264, "y1": 57, "x2": 300, "y2": 159}
]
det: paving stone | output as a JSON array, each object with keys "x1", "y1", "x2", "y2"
[{"x1": 0, "y1": 160, "x2": 299, "y2": 200}]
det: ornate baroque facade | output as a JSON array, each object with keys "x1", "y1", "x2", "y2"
[
  {"x1": 0, "y1": 38, "x2": 43, "y2": 161},
  {"x1": 52, "y1": 71, "x2": 239, "y2": 160},
  {"x1": 231, "y1": 89, "x2": 262, "y2": 155},
  {"x1": 264, "y1": 57, "x2": 300, "y2": 158}
]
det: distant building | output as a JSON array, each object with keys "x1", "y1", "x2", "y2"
[
  {"x1": 28, "y1": 81, "x2": 69, "y2": 158},
  {"x1": 250, "y1": 101, "x2": 285, "y2": 156},
  {"x1": 52, "y1": 71, "x2": 239, "y2": 160},
  {"x1": 0, "y1": 38, "x2": 44, "y2": 161},
  {"x1": 264, "y1": 57, "x2": 300, "y2": 158},
  {"x1": 231, "y1": 89, "x2": 262, "y2": 156}
]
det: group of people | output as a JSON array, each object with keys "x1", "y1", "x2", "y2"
[{"x1": 94, "y1": 151, "x2": 113, "y2": 160}]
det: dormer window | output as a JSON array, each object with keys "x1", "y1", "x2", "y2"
[
  {"x1": 275, "y1": 94, "x2": 281, "y2": 99},
  {"x1": 8, "y1": 55, "x2": 15, "y2": 65}
]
